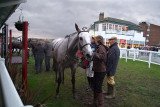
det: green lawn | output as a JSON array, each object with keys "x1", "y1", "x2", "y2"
[{"x1": 27, "y1": 56, "x2": 160, "y2": 107}]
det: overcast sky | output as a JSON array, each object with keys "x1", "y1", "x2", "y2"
[{"x1": 6, "y1": 0, "x2": 160, "y2": 39}]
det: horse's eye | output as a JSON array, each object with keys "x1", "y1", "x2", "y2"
[{"x1": 80, "y1": 37, "x2": 83, "y2": 40}]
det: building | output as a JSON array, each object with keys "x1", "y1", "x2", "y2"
[
  {"x1": 139, "y1": 22, "x2": 160, "y2": 46},
  {"x1": 89, "y1": 13, "x2": 146, "y2": 48}
]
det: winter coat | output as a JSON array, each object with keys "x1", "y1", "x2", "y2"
[
  {"x1": 34, "y1": 45, "x2": 45, "y2": 58},
  {"x1": 106, "y1": 42, "x2": 120, "y2": 76},
  {"x1": 44, "y1": 42, "x2": 52, "y2": 57},
  {"x1": 92, "y1": 44, "x2": 107, "y2": 73}
]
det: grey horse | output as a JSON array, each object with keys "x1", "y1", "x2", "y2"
[{"x1": 52, "y1": 24, "x2": 92, "y2": 99}]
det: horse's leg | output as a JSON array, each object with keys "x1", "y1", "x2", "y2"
[
  {"x1": 56, "y1": 65, "x2": 62, "y2": 99},
  {"x1": 71, "y1": 65, "x2": 77, "y2": 99},
  {"x1": 62, "y1": 68, "x2": 65, "y2": 84},
  {"x1": 55, "y1": 69, "x2": 58, "y2": 86},
  {"x1": 18, "y1": 49, "x2": 21, "y2": 56}
]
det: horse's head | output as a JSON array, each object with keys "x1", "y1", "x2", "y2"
[{"x1": 75, "y1": 24, "x2": 93, "y2": 60}]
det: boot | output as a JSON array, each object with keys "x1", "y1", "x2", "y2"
[
  {"x1": 97, "y1": 93, "x2": 104, "y2": 107},
  {"x1": 93, "y1": 91, "x2": 98, "y2": 106},
  {"x1": 105, "y1": 84, "x2": 115, "y2": 99},
  {"x1": 103, "y1": 83, "x2": 111, "y2": 95}
]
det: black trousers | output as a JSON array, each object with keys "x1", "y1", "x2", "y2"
[
  {"x1": 45, "y1": 56, "x2": 51, "y2": 71},
  {"x1": 35, "y1": 55, "x2": 44, "y2": 73},
  {"x1": 94, "y1": 72, "x2": 106, "y2": 93}
]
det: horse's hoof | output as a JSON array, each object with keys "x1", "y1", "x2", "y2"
[
  {"x1": 55, "y1": 95, "x2": 59, "y2": 99},
  {"x1": 73, "y1": 95, "x2": 78, "y2": 100}
]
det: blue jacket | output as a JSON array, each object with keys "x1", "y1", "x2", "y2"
[
  {"x1": 106, "y1": 43, "x2": 120, "y2": 76},
  {"x1": 91, "y1": 43, "x2": 96, "y2": 52}
]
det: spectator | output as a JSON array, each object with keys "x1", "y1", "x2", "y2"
[
  {"x1": 85, "y1": 36, "x2": 96, "y2": 92},
  {"x1": 127, "y1": 45, "x2": 131, "y2": 56},
  {"x1": 92, "y1": 35, "x2": 107, "y2": 107},
  {"x1": 105, "y1": 36, "x2": 120, "y2": 99},
  {"x1": 44, "y1": 40, "x2": 53, "y2": 71},
  {"x1": 34, "y1": 42, "x2": 45, "y2": 74}
]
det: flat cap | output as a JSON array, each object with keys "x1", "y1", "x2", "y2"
[{"x1": 108, "y1": 36, "x2": 117, "y2": 41}]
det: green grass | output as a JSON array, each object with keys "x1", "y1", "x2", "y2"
[{"x1": 27, "y1": 56, "x2": 160, "y2": 107}]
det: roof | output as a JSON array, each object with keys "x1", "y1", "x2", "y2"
[
  {"x1": 0, "y1": 0, "x2": 26, "y2": 29},
  {"x1": 93, "y1": 17, "x2": 141, "y2": 31}
]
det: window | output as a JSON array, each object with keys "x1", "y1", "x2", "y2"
[
  {"x1": 118, "y1": 25, "x2": 121, "y2": 31},
  {"x1": 106, "y1": 38, "x2": 109, "y2": 42},
  {"x1": 109, "y1": 24, "x2": 113, "y2": 29},
  {"x1": 95, "y1": 24, "x2": 99, "y2": 31},
  {"x1": 115, "y1": 25, "x2": 118, "y2": 31},
  {"x1": 102, "y1": 23, "x2": 106, "y2": 31},
  {"x1": 122, "y1": 26, "x2": 125, "y2": 31},
  {"x1": 106, "y1": 23, "x2": 108, "y2": 30}
]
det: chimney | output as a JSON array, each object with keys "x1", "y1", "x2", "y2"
[{"x1": 99, "y1": 12, "x2": 104, "y2": 21}]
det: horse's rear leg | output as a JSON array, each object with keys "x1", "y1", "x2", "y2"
[
  {"x1": 62, "y1": 69, "x2": 65, "y2": 84},
  {"x1": 71, "y1": 67, "x2": 77, "y2": 99},
  {"x1": 56, "y1": 67, "x2": 62, "y2": 99}
]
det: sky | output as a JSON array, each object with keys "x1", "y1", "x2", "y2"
[{"x1": 6, "y1": 0, "x2": 160, "y2": 39}]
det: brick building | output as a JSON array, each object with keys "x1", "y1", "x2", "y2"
[{"x1": 139, "y1": 22, "x2": 160, "y2": 46}]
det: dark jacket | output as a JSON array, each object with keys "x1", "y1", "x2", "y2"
[
  {"x1": 106, "y1": 42, "x2": 120, "y2": 76},
  {"x1": 44, "y1": 42, "x2": 52, "y2": 57},
  {"x1": 34, "y1": 45, "x2": 45, "y2": 58},
  {"x1": 92, "y1": 44, "x2": 107, "y2": 72}
]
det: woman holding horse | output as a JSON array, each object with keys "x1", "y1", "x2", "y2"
[{"x1": 92, "y1": 35, "x2": 107, "y2": 107}]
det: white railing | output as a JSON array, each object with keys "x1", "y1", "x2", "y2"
[
  {"x1": 0, "y1": 57, "x2": 32, "y2": 107},
  {"x1": 120, "y1": 48, "x2": 160, "y2": 68}
]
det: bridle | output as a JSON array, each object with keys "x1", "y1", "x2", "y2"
[
  {"x1": 65, "y1": 31, "x2": 91, "y2": 62},
  {"x1": 77, "y1": 31, "x2": 91, "y2": 52}
]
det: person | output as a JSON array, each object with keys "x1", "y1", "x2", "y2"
[
  {"x1": 44, "y1": 40, "x2": 53, "y2": 71},
  {"x1": 92, "y1": 35, "x2": 107, "y2": 107},
  {"x1": 34, "y1": 41, "x2": 45, "y2": 74},
  {"x1": 127, "y1": 44, "x2": 131, "y2": 56},
  {"x1": 85, "y1": 35, "x2": 96, "y2": 92},
  {"x1": 105, "y1": 36, "x2": 120, "y2": 99}
]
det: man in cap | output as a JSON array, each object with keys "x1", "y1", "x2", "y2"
[{"x1": 105, "y1": 36, "x2": 120, "y2": 99}]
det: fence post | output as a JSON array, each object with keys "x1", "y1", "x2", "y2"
[
  {"x1": 133, "y1": 49, "x2": 136, "y2": 61},
  {"x1": 126, "y1": 49, "x2": 127, "y2": 62},
  {"x1": 149, "y1": 52, "x2": 152, "y2": 68},
  {"x1": 22, "y1": 22, "x2": 28, "y2": 92},
  {"x1": 120, "y1": 49, "x2": 122, "y2": 59}
]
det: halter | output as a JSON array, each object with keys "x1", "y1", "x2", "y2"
[
  {"x1": 77, "y1": 31, "x2": 91, "y2": 52},
  {"x1": 65, "y1": 31, "x2": 91, "y2": 62}
]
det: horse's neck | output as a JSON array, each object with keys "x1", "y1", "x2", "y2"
[{"x1": 67, "y1": 35, "x2": 79, "y2": 56}]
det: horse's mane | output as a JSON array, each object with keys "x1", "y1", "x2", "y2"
[{"x1": 65, "y1": 32, "x2": 77, "y2": 38}]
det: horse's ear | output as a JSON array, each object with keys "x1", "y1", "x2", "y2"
[{"x1": 75, "y1": 23, "x2": 80, "y2": 32}]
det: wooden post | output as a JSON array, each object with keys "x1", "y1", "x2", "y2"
[
  {"x1": 9, "y1": 30, "x2": 12, "y2": 64},
  {"x1": 22, "y1": 22, "x2": 28, "y2": 92}
]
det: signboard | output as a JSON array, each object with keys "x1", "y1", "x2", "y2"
[{"x1": 120, "y1": 39, "x2": 126, "y2": 43}]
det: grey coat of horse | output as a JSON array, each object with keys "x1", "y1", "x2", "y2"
[{"x1": 52, "y1": 24, "x2": 92, "y2": 99}]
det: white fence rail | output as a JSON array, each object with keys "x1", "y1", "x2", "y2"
[
  {"x1": 120, "y1": 48, "x2": 160, "y2": 68},
  {"x1": 0, "y1": 57, "x2": 32, "y2": 107}
]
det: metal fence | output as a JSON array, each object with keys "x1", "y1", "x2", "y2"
[
  {"x1": 120, "y1": 48, "x2": 160, "y2": 68},
  {"x1": 0, "y1": 57, "x2": 32, "y2": 107}
]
